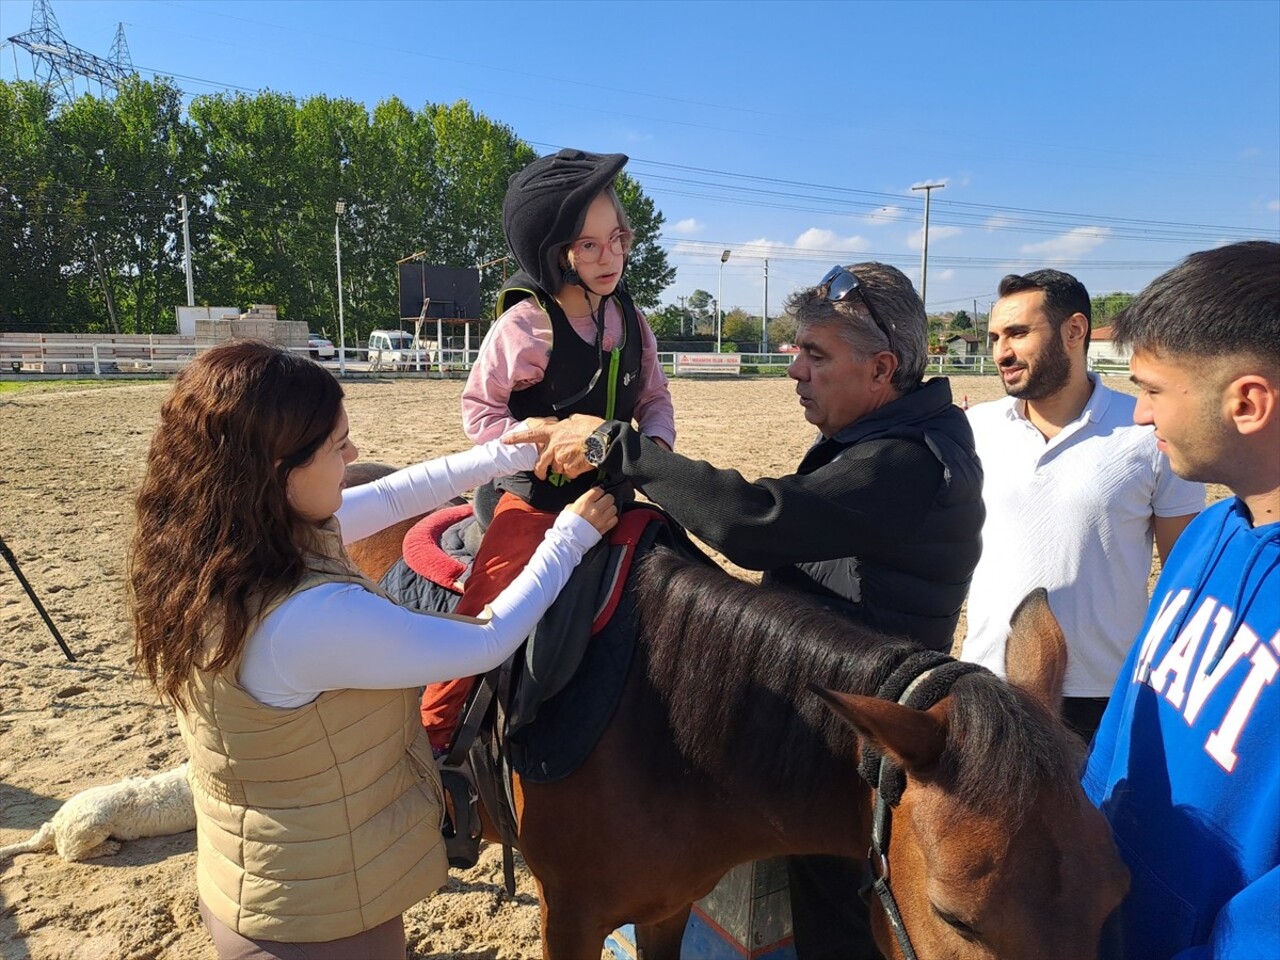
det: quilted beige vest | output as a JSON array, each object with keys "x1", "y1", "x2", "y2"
[{"x1": 177, "y1": 520, "x2": 448, "y2": 943}]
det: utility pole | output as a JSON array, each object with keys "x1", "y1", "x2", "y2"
[
  {"x1": 678, "y1": 295, "x2": 687, "y2": 337},
  {"x1": 761, "y1": 258, "x2": 769, "y2": 354},
  {"x1": 334, "y1": 200, "x2": 347, "y2": 376},
  {"x1": 179, "y1": 194, "x2": 194, "y2": 307},
  {"x1": 911, "y1": 182, "x2": 946, "y2": 311}
]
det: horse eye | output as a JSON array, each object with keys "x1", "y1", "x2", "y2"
[{"x1": 933, "y1": 907, "x2": 979, "y2": 941}]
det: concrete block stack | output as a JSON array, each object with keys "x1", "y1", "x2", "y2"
[{"x1": 196, "y1": 305, "x2": 308, "y2": 350}]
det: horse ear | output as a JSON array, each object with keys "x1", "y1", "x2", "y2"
[
  {"x1": 811, "y1": 687, "x2": 949, "y2": 779},
  {"x1": 1003, "y1": 588, "x2": 1067, "y2": 715}
]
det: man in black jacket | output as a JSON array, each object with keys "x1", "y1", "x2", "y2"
[{"x1": 514, "y1": 261, "x2": 983, "y2": 958}]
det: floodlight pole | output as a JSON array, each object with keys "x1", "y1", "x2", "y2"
[
  {"x1": 911, "y1": 182, "x2": 945, "y2": 311},
  {"x1": 716, "y1": 248, "x2": 731, "y2": 353},
  {"x1": 761, "y1": 258, "x2": 769, "y2": 355},
  {"x1": 334, "y1": 200, "x2": 347, "y2": 375},
  {"x1": 179, "y1": 194, "x2": 194, "y2": 307}
]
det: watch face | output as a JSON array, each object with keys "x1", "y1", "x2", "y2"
[{"x1": 584, "y1": 432, "x2": 607, "y2": 467}]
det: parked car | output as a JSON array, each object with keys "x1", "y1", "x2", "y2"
[
  {"x1": 367, "y1": 329, "x2": 428, "y2": 371},
  {"x1": 308, "y1": 333, "x2": 336, "y2": 360}
]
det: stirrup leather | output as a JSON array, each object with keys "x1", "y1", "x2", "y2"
[{"x1": 436, "y1": 762, "x2": 481, "y2": 869}]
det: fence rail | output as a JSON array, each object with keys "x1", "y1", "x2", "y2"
[{"x1": 1, "y1": 336, "x2": 1132, "y2": 381}]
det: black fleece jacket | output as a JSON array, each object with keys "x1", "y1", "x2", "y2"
[{"x1": 596, "y1": 377, "x2": 983, "y2": 650}]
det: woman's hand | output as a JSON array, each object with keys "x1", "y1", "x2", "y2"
[{"x1": 565, "y1": 486, "x2": 617, "y2": 535}]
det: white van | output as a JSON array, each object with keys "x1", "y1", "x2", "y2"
[{"x1": 367, "y1": 329, "x2": 427, "y2": 371}]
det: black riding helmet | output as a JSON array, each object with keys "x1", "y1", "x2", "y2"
[{"x1": 502, "y1": 148, "x2": 628, "y2": 294}]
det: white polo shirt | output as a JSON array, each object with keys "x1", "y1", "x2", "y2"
[{"x1": 961, "y1": 377, "x2": 1204, "y2": 696}]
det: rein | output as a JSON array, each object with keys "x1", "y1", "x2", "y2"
[{"x1": 857, "y1": 651, "x2": 988, "y2": 960}]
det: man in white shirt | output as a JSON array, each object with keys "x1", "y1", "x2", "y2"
[{"x1": 960, "y1": 269, "x2": 1204, "y2": 741}]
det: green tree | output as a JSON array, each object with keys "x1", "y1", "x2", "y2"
[
  {"x1": 0, "y1": 83, "x2": 675, "y2": 339},
  {"x1": 721, "y1": 308, "x2": 758, "y2": 345},
  {"x1": 952, "y1": 309, "x2": 972, "y2": 330},
  {"x1": 1091, "y1": 292, "x2": 1135, "y2": 325},
  {"x1": 54, "y1": 77, "x2": 198, "y2": 333},
  {"x1": 426, "y1": 101, "x2": 534, "y2": 321},
  {"x1": 645, "y1": 303, "x2": 686, "y2": 340},
  {"x1": 0, "y1": 81, "x2": 75, "y2": 330},
  {"x1": 685, "y1": 289, "x2": 715, "y2": 334},
  {"x1": 614, "y1": 173, "x2": 674, "y2": 309},
  {"x1": 767, "y1": 313, "x2": 798, "y2": 347},
  {"x1": 188, "y1": 90, "x2": 308, "y2": 321}
]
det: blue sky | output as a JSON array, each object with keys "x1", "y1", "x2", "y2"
[{"x1": 3, "y1": 0, "x2": 1277, "y2": 318}]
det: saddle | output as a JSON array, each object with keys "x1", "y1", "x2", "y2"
[{"x1": 381, "y1": 500, "x2": 710, "y2": 886}]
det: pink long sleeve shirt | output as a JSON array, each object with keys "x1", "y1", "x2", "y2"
[{"x1": 461, "y1": 297, "x2": 676, "y2": 447}]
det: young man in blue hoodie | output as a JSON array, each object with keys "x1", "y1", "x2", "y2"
[{"x1": 1084, "y1": 240, "x2": 1279, "y2": 959}]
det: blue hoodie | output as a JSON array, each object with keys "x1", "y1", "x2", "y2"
[{"x1": 1085, "y1": 497, "x2": 1280, "y2": 959}]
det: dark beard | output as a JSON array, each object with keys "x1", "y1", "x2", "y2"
[{"x1": 1005, "y1": 334, "x2": 1071, "y2": 400}]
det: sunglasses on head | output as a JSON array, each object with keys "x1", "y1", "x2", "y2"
[{"x1": 820, "y1": 265, "x2": 895, "y2": 353}]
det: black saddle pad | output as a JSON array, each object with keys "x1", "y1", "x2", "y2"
[
  {"x1": 382, "y1": 501, "x2": 709, "y2": 784},
  {"x1": 509, "y1": 510, "x2": 708, "y2": 783}
]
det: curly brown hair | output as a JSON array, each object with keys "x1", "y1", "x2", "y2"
[{"x1": 129, "y1": 341, "x2": 344, "y2": 707}]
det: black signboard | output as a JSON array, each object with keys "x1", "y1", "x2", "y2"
[{"x1": 398, "y1": 263, "x2": 482, "y2": 321}]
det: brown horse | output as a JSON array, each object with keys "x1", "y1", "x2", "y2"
[{"x1": 346, "y1": 484, "x2": 1129, "y2": 960}]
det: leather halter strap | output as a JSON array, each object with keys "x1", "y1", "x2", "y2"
[{"x1": 859, "y1": 653, "x2": 989, "y2": 960}]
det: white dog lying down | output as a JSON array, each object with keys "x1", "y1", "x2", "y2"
[{"x1": 0, "y1": 763, "x2": 195, "y2": 862}]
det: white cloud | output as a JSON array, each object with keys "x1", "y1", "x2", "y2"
[
  {"x1": 669, "y1": 218, "x2": 704, "y2": 235},
  {"x1": 1267, "y1": 199, "x2": 1280, "y2": 212},
  {"x1": 667, "y1": 240, "x2": 709, "y2": 257},
  {"x1": 863, "y1": 205, "x2": 907, "y2": 226},
  {"x1": 909, "y1": 178, "x2": 951, "y2": 190},
  {"x1": 936, "y1": 268, "x2": 956, "y2": 282},
  {"x1": 793, "y1": 227, "x2": 873, "y2": 253},
  {"x1": 905, "y1": 225, "x2": 962, "y2": 250},
  {"x1": 1019, "y1": 226, "x2": 1112, "y2": 260},
  {"x1": 732, "y1": 237, "x2": 788, "y2": 258}
]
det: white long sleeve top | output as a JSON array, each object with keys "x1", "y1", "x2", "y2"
[{"x1": 238, "y1": 437, "x2": 600, "y2": 708}]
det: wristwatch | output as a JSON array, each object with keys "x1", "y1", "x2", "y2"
[{"x1": 582, "y1": 425, "x2": 613, "y2": 468}]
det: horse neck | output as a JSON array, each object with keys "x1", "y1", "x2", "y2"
[
  {"x1": 632, "y1": 610, "x2": 898, "y2": 857},
  {"x1": 613, "y1": 654, "x2": 873, "y2": 861}
]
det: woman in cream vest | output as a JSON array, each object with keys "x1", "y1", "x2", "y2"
[{"x1": 129, "y1": 341, "x2": 615, "y2": 959}]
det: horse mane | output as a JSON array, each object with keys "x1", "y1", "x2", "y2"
[{"x1": 632, "y1": 548, "x2": 1082, "y2": 818}]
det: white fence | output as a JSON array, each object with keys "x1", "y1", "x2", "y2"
[{"x1": 1, "y1": 336, "x2": 1135, "y2": 381}]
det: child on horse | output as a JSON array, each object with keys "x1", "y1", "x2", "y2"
[
  {"x1": 129, "y1": 341, "x2": 616, "y2": 959},
  {"x1": 421, "y1": 148, "x2": 675, "y2": 751}
]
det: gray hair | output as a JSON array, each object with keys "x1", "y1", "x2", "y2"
[{"x1": 785, "y1": 262, "x2": 928, "y2": 391}]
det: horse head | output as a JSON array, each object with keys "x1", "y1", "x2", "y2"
[{"x1": 816, "y1": 590, "x2": 1129, "y2": 960}]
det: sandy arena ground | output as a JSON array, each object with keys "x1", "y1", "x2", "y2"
[{"x1": 0, "y1": 373, "x2": 1203, "y2": 958}]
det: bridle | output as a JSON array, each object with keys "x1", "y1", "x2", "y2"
[{"x1": 856, "y1": 651, "x2": 989, "y2": 960}]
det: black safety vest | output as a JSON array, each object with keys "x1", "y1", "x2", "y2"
[
  {"x1": 497, "y1": 273, "x2": 645, "y2": 510},
  {"x1": 765, "y1": 380, "x2": 984, "y2": 652}
]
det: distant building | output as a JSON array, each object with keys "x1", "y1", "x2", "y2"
[
  {"x1": 1087, "y1": 325, "x2": 1133, "y2": 369},
  {"x1": 944, "y1": 332, "x2": 983, "y2": 366}
]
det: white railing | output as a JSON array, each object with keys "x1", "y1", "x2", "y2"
[
  {"x1": 0, "y1": 336, "x2": 478, "y2": 378},
  {"x1": 0, "y1": 336, "x2": 201, "y2": 376},
  {"x1": 13, "y1": 338, "x2": 1128, "y2": 382}
]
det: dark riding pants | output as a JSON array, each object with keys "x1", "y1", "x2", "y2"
[{"x1": 786, "y1": 854, "x2": 884, "y2": 960}]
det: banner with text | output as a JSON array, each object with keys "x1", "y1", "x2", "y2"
[{"x1": 674, "y1": 353, "x2": 741, "y2": 375}]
